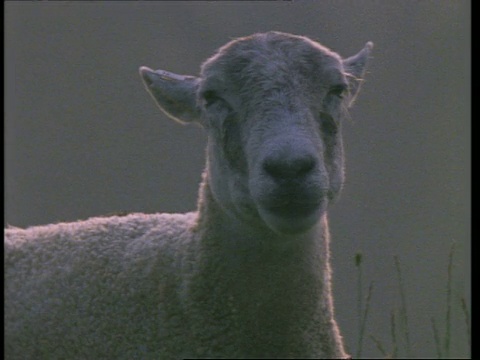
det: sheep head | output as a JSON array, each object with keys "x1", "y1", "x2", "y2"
[{"x1": 140, "y1": 32, "x2": 372, "y2": 235}]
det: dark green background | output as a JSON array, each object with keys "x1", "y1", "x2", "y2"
[{"x1": 5, "y1": 1, "x2": 470, "y2": 358}]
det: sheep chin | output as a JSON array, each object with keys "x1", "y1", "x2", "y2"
[{"x1": 256, "y1": 201, "x2": 327, "y2": 235}]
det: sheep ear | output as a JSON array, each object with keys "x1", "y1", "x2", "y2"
[
  {"x1": 139, "y1": 67, "x2": 201, "y2": 124},
  {"x1": 342, "y1": 41, "x2": 373, "y2": 107}
]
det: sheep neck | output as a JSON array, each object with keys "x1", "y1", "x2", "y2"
[{"x1": 190, "y1": 176, "x2": 336, "y2": 356}]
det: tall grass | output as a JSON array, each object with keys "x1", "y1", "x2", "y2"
[
  {"x1": 460, "y1": 297, "x2": 471, "y2": 355},
  {"x1": 429, "y1": 242, "x2": 471, "y2": 359},
  {"x1": 389, "y1": 310, "x2": 398, "y2": 358},
  {"x1": 394, "y1": 255, "x2": 412, "y2": 358},
  {"x1": 355, "y1": 253, "x2": 374, "y2": 359},
  {"x1": 444, "y1": 243, "x2": 455, "y2": 358},
  {"x1": 353, "y1": 242, "x2": 470, "y2": 359}
]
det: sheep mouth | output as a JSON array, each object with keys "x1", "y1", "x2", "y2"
[
  {"x1": 257, "y1": 201, "x2": 325, "y2": 235},
  {"x1": 255, "y1": 195, "x2": 327, "y2": 234},
  {"x1": 264, "y1": 200, "x2": 322, "y2": 218},
  {"x1": 260, "y1": 188, "x2": 327, "y2": 217},
  {"x1": 250, "y1": 181, "x2": 328, "y2": 233}
]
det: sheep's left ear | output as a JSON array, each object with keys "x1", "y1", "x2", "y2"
[
  {"x1": 342, "y1": 42, "x2": 373, "y2": 107},
  {"x1": 139, "y1": 67, "x2": 201, "y2": 124}
]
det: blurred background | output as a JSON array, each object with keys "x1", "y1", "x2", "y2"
[{"x1": 5, "y1": 1, "x2": 470, "y2": 358}]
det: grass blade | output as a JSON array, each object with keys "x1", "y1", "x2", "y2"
[
  {"x1": 355, "y1": 253, "x2": 363, "y2": 359},
  {"x1": 394, "y1": 256, "x2": 412, "y2": 358},
  {"x1": 431, "y1": 317, "x2": 442, "y2": 359},
  {"x1": 444, "y1": 242, "x2": 456, "y2": 358},
  {"x1": 460, "y1": 297, "x2": 471, "y2": 356},
  {"x1": 390, "y1": 309, "x2": 398, "y2": 359},
  {"x1": 370, "y1": 335, "x2": 387, "y2": 357},
  {"x1": 357, "y1": 281, "x2": 374, "y2": 359}
]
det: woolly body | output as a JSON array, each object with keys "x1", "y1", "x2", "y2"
[{"x1": 5, "y1": 31, "x2": 372, "y2": 359}]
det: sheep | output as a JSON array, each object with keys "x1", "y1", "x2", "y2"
[{"x1": 5, "y1": 31, "x2": 372, "y2": 359}]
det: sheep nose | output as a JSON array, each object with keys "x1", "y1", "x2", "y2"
[{"x1": 263, "y1": 153, "x2": 316, "y2": 180}]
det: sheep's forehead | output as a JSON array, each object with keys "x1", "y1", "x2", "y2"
[{"x1": 200, "y1": 32, "x2": 345, "y2": 97}]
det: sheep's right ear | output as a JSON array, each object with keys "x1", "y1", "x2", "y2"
[
  {"x1": 139, "y1": 67, "x2": 201, "y2": 124},
  {"x1": 342, "y1": 42, "x2": 373, "y2": 107}
]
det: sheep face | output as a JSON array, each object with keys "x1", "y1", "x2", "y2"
[{"x1": 140, "y1": 32, "x2": 372, "y2": 235}]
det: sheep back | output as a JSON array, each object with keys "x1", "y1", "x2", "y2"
[{"x1": 5, "y1": 212, "x2": 197, "y2": 359}]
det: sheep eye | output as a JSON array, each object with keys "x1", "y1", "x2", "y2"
[
  {"x1": 203, "y1": 90, "x2": 223, "y2": 108},
  {"x1": 328, "y1": 84, "x2": 348, "y2": 99}
]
